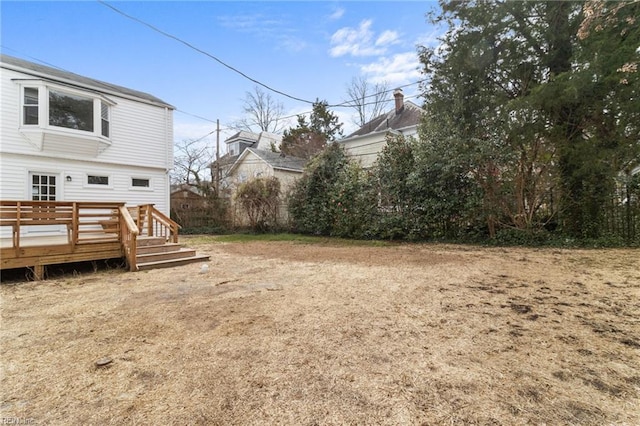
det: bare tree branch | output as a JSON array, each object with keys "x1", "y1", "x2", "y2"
[
  {"x1": 345, "y1": 76, "x2": 391, "y2": 127},
  {"x1": 172, "y1": 139, "x2": 214, "y2": 191},
  {"x1": 234, "y1": 86, "x2": 285, "y2": 133}
]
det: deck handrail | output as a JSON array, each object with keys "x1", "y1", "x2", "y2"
[
  {"x1": 130, "y1": 204, "x2": 181, "y2": 243},
  {"x1": 1, "y1": 201, "x2": 179, "y2": 274},
  {"x1": 119, "y1": 206, "x2": 139, "y2": 272}
]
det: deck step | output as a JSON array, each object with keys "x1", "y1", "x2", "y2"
[
  {"x1": 136, "y1": 248, "x2": 198, "y2": 263},
  {"x1": 137, "y1": 236, "x2": 167, "y2": 247},
  {"x1": 136, "y1": 243, "x2": 183, "y2": 255},
  {"x1": 136, "y1": 254, "x2": 210, "y2": 271}
]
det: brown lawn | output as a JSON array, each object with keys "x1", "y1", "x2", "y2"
[{"x1": 1, "y1": 237, "x2": 639, "y2": 425}]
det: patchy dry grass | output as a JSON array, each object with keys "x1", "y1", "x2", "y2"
[{"x1": 1, "y1": 238, "x2": 639, "y2": 425}]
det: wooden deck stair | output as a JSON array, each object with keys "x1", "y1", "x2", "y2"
[
  {"x1": 1, "y1": 201, "x2": 209, "y2": 279},
  {"x1": 135, "y1": 236, "x2": 210, "y2": 271}
]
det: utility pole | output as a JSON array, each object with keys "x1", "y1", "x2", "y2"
[{"x1": 215, "y1": 119, "x2": 220, "y2": 195}]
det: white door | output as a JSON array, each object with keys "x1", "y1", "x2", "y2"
[
  {"x1": 27, "y1": 172, "x2": 65, "y2": 235},
  {"x1": 30, "y1": 173, "x2": 58, "y2": 201}
]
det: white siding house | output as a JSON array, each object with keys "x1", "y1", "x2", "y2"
[
  {"x1": 227, "y1": 148, "x2": 306, "y2": 225},
  {"x1": 215, "y1": 130, "x2": 283, "y2": 193},
  {"x1": 0, "y1": 54, "x2": 174, "y2": 214}
]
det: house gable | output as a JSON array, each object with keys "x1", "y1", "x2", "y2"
[
  {"x1": 340, "y1": 89, "x2": 423, "y2": 168},
  {"x1": 0, "y1": 55, "x2": 174, "y2": 214}
]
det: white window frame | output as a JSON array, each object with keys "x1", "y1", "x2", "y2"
[
  {"x1": 17, "y1": 81, "x2": 114, "y2": 142},
  {"x1": 130, "y1": 177, "x2": 152, "y2": 191},
  {"x1": 84, "y1": 173, "x2": 113, "y2": 189},
  {"x1": 29, "y1": 171, "x2": 60, "y2": 201},
  {"x1": 21, "y1": 86, "x2": 40, "y2": 126}
]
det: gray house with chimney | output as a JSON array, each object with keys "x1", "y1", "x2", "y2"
[{"x1": 340, "y1": 89, "x2": 422, "y2": 168}]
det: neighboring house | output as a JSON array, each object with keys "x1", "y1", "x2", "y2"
[
  {"x1": 170, "y1": 184, "x2": 206, "y2": 211},
  {"x1": 340, "y1": 89, "x2": 423, "y2": 168},
  {"x1": 227, "y1": 148, "x2": 306, "y2": 225},
  {"x1": 0, "y1": 54, "x2": 174, "y2": 214},
  {"x1": 170, "y1": 183, "x2": 215, "y2": 229},
  {"x1": 214, "y1": 130, "x2": 282, "y2": 191}
]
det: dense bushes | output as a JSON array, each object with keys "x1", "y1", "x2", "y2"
[
  {"x1": 287, "y1": 137, "x2": 639, "y2": 246},
  {"x1": 235, "y1": 177, "x2": 281, "y2": 231}
]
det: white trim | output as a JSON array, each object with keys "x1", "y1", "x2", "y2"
[
  {"x1": 129, "y1": 176, "x2": 153, "y2": 191},
  {"x1": 27, "y1": 170, "x2": 63, "y2": 201},
  {"x1": 15, "y1": 80, "x2": 113, "y2": 143},
  {"x1": 84, "y1": 173, "x2": 113, "y2": 189}
]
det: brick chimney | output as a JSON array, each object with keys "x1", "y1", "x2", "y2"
[{"x1": 393, "y1": 88, "x2": 404, "y2": 114}]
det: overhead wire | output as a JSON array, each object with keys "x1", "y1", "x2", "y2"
[
  {"x1": 2, "y1": 45, "x2": 231, "y2": 131},
  {"x1": 6, "y1": 0, "x2": 428, "y2": 132},
  {"x1": 97, "y1": 0, "x2": 315, "y2": 105},
  {"x1": 97, "y1": 2, "x2": 425, "y2": 114}
]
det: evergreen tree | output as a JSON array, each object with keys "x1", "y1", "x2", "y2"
[
  {"x1": 280, "y1": 100, "x2": 343, "y2": 159},
  {"x1": 419, "y1": 0, "x2": 639, "y2": 239}
]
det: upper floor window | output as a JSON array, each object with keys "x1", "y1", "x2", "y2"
[
  {"x1": 49, "y1": 90, "x2": 94, "y2": 132},
  {"x1": 23, "y1": 87, "x2": 39, "y2": 125},
  {"x1": 101, "y1": 101, "x2": 109, "y2": 138},
  {"x1": 19, "y1": 84, "x2": 112, "y2": 139}
]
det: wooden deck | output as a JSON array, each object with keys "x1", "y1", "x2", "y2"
[{"x1": 1, "y1": 201, "x2": 207, "y2": 279}]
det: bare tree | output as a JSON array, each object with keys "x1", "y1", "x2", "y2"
[
  {"x1": 172, "y1": 139, "x2": 214, "y2": 192},
  {"x1": 235, "y1": 86, "x2": 285, "y2": 133},
  {"x1": 345, "y1": 76, "x2": 390, "y2": 127}
]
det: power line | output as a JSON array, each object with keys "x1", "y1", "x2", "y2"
[
  {"x1": 329, "y1": 80, "x2": 426, "y2": 108},
  {"x1": 175, "y1": 109, "x2": 218, "y2": 124},
  {"x1": 2, "y1": 46, "x2": 232, "y2": 129},
  {"x1": 98, "y1": 1, "x2": 315, "y2": 105}
]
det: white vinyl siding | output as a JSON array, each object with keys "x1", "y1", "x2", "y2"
[
  {"x1": 0, "y1": 153, "x2": 170, "y2": 213},
  {"x1": 2, "y1": 68, "x2": 172, "y2": 170},
  {"x1": 1, "y1": 65, "x2": 173, "y2": 216}
]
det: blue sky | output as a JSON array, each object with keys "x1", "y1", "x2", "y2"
[{"x1": 1, "y1": 1, "x2": 439, "y2": 148}]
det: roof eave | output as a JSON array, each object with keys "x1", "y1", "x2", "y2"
[
  {"x1": 340, "y1": 124, "x2": 419, "y2": 143},
  {"x1": 1, "y1": 60, "x2": 175, "y2": 109}
]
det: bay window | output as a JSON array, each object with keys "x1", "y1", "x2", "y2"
[
  {"x1": 20, "y1": 84, "x2": 112, "y2": 139},
  {"x1": 49, "y1": 90, "x2": 94, "y2": 132}
]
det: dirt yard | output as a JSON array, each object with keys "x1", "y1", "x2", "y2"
[{"x1": 1, "y1": 237, "x2": 639, "y2": 425}]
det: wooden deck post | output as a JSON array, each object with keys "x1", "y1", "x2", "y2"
[
  {"x1": 71, "y1": 202, "x2": 78, "y2": 247},
  {"x1": 147, "y1": 205, "x2": 153, "y2": 237},
  {"x1": 33, "y1": 264, "x2": 45, "y2": 280},
  {"x1": 15, "y1": 201, "x2": 21, "y2": 255}
]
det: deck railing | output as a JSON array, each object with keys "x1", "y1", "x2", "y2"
[
  {"x1": 1, "y1": 201, "x2": 125, "y2": 250},
  {"x1": 1, "y1": 201, "x2": 180, "y2": 270},
  {"x1": 129, "y1": 204, "x2": 180, "y2": 243},
  {"x1": 0, "y1": 201, "x2": 75, "y2": 249},
  {"x1": 119, "y1": 206, "x2": 139, "y2": 272}
]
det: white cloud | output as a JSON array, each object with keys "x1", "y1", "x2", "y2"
[
  {"x1": 361, "y1": 52, "x2": 421, "y2": 85},
  {"x1": 328, "y1": 7, "x2": 345, "y2": 21},
  {"x1": 217, "y1": 13, "x2": 304, "y2": 53},
  {"x1": 278, "y1": 35, "x2": 308, "y2": 53},
  {"x1": 174, "y1": 121, "x2": 217, "y2": 145},
  {"x1": 375, "y1": 30, "x2": 400, "y2": 47},
  {"x1": 329, "y1": 19, "x2": 388, "y2": 57}
]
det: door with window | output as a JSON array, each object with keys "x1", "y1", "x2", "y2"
[
  {"x1": 28, "y1": 172, "x2": 64, "y2": 235},
  {"x1": 31, "y1": 173, "x2": 57, "y2": 201}
]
